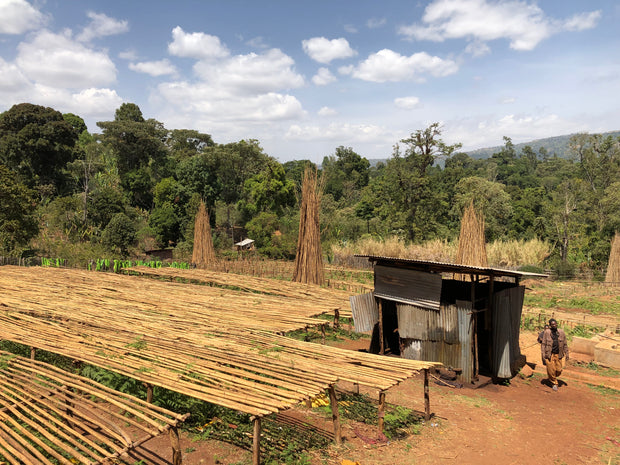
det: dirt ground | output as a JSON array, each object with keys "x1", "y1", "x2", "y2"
[{"x1": 123, "y1": 330, "x2": 620, "y2": 465}]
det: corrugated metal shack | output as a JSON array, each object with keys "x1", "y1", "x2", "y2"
[{"x1": 350, "y1": 256, "x2": 547, "y2": 384}]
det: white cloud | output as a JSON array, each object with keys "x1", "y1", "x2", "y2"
[
  {"x1": 367, "y1": 18, "x2": 386, "y2": 29},
  {"x1": 119, "y1": 49, "x2": 138, "y2": 60},
  {"x1": 318, "y1": 106, "x2": 337, "y2": 116},
  {"x1": 562, "y1": 11, "x2": 602, "y2": 32},
  {"x1": 500, "y1": 97, "x2": 516, "y2": 104},
  {"x1": 67, "y1": 88, "x2": 124, "y2": 116},
  {"x1": 302, "y1": 37, "x2": 356, "y2": 64},
  {"x1": 77, "y1": 11, "x2": 128, "y2": 42},
  {"x1": 344, "y1": 24, "x2": 358, "y2": 34},
  {"x1": 285, "y1": 122, "x2": 390, "y2": 143},
  {"x1": 157, "y1": 81, "x2": 305, "y2": 122},
  {"x1": 193, "y1": 48, "x2": 304, "y2": 94},
  {"x1": 246, "y1": 36, "x2": 269, "y2": 49},
  {"x1": 394, "y1": 96, "x2": 421, "y2": 110},
  {"x1": 450, "y1": 113, "x2": 587, "y2": 150},
  {"x1": 312, "y1": 67, "x2": 337, "y2": 86},
  {"x1": 341, "y1": 49, "x2": 458, "y2": 82},
  {"x1": 0, "y1": 57, "x2": 30, "y2": 92},
  {"x1": 465, "y1": 41, "x2": 491, "y2": 57},
  {"x1": 129, "y1": 59, "x2": 177, "y2": 77},
  {"x1": 168, "y1": 26, "x2": 230, "y2": 59},
  {"x1": 0, "y1": 0, "x2": 46, "y2": 34},
  {"x1": 398, "y1": 0, "x2": 601, "y2": 51},
  {"x1": 16, "y1": 30, "x2": 117, "y2": 88}
]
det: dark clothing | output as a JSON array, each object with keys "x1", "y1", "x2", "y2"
[
  {"x1": 541, "y1": 328, "x2": 568, "y2": 361},
  {"x1": 551, "y1": 329, "x2": 559, "y2": 354}
]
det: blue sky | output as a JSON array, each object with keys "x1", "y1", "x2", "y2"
[{"x1": 1, "y1": 0, "x2": 618, "y2": 163}]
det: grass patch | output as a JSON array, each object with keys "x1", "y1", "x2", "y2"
[{"x1": 575, "y1": 362, "x2": 620, "y2": 378}]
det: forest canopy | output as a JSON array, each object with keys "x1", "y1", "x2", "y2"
[{"x1": 1, "y1": 102, "x2": 618, "y2": 276}]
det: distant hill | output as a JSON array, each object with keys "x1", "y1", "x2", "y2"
[{"x1": 465, "y1": 131, "x2": 620, "y2": 160}]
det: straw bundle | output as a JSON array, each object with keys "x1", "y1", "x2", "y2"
[
  {"x1": 192, "y1": 201, "x2": 216, "y2": 268},
  {"x1": 293, "y1": 167, "x2": 325, "y2": 285},
  {"x1": 605, "y1": 232, "x2": 620, "y2": 286},
  {"x1": 455, "y1": 200, "x2": 488, "y2": 271}
]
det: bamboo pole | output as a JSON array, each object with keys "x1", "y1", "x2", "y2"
[{"x1": 170, "y1": 426, "x2": 182, "y2": 465}]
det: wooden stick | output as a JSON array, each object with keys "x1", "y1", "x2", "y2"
[
  {"x1": 170, "y1": 426, "x2": 183, "y2": 465},
  {"x1": 378, "y1": 390, "x2": 386, "y2": 434},
  {"x1": 252, "y1": 416, "x2": 261, "y2": 465},
  {"x1": 424, "y1": 369, "x2": 430, "y2": 421},
  {"x1": 328, "y1": 385, "x2": 342, "y2": 445}
]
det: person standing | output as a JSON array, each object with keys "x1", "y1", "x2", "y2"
[{"x1": 540, "y1": 318, "x2": 569, "y2": 391}]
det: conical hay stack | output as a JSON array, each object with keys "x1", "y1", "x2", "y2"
[
  {"x1": 455, "y1": 200, "x2": 488, "y2": 279},
  {"x1": 605, "y1": 232, "x2": 620, "y2": 286},
  {"x1": 192, "y1": 201, "x2": 216, "y2": 269},
  {"x1": 293, "y1": 167, "x2": 325, "y2": 285}
]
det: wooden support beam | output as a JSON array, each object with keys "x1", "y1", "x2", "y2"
[
  {"x1": 170, "y1": 426, "x2": 182, "y2": 465},
  {"x1": 424, "y1": 369, "x2": 430, "y2": 421},
  {"x1": 377, "y1": 390, "x2": 386, "y2": 434},
  {"x1": 252, "y1": 416, "x2": 261, "y2": 465},
  {"x1": 378, "y1": 299, "x2": 384, "y2": 355},
  {"x1": 321, "y1": 324, "x2": 326, "y2": 345},
  {"x1": 30, "y1": 347, "x2": 35, "y2": 360},
  {"x1": 328, "y1": 385, "x2": 342, "y2": 445},
  {"x1": 334, "y1": 308, "x2": 340, "y2": 330}
]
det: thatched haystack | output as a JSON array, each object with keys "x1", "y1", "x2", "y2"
[
  {"x1": 455, "y1": 200, "x2": 488, "y2": 275},
  {"x1": 605, "y1": 232, "x2": 620, "y2": 286},
  {"x1": 192, "y1": 201, "x2": 216, "y2": 268},
  {"x1": 293, "y1": 167, "x2": 324, "y2": 285}
]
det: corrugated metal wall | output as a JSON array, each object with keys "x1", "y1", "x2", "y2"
[
  {"x1": 350, "y1": 292, "x2": 378, "y2": 332},
  {"x1": 492, "y1": 286, "x2": 524, "y2": 378},
  {"x1": 374, "y1": 265, "x2": 442, "y2": 310},
  {"x1": 398, "y1": 300, "x2": 474, "y2": 383}
]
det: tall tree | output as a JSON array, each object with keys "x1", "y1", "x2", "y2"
[
  {"x1": 0, "y1": 103, "x2": 78, "y2": 195},
  {"x1": 0, "y1": 164, "x2": 38, "y2": 254}
]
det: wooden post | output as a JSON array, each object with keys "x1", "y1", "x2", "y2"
[
  {"x1": 170, "y1": 426, "x2": 182, "y2": 465},
  {"x1": 334, "y1": 308, "x2": 340, "y2": 330},
  {"x1": 424, "y1": 369, "x2": 430, "y2": 421},
  {"x1": 377, "y1": 390, "x2": 386, "y2": 434},
  {"x1": 378, "y1": 299, "x2": 384, "y2": 355},
  {"x1": 30, "y1": 347, "x2": 35, "y2": 360},
  {"x1": 328, "y1": 385, "x2": 342, "y2": 445},
  {"x1": 252, "y1": 416, "x2": 261, "y2": 465},
  {"x1": 321, "y1": 324, "x2": 326, "y2": 345},
  {"x1": 353, "y1": 382, "x2": 359, "y2": 394},
  {"x1": 146, "y1": 383, "x2": 154, "y2": 404}
]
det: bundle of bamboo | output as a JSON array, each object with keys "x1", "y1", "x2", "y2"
[
  {"x1": 605, "y1": 232, "x2": 620, "y2": 286},
  {"x1": 455, "y1": 201, "x2": 488, "y2": 276},
  {"x1": 192, "y1": 201, "x2": 216, "y2": 268},
  {"x1": 293, "y1": 168, "x2": 325, "y2": 285}
]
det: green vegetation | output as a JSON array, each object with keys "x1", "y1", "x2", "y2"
[
  {"x1": 575, "y1": 362, "x2": 620, "y2": 378},
  {"x1": 1, "y1": 102, "x2": 619, "y2": 274}
]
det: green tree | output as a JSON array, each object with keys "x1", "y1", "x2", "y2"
[
  {"x1": 0, "y1": 103, "x2": 78, "y2": 195},
  {"x1": 101, "y1": 213, "x2": 137, "y2": 256},
  {"x1": 0, "y1": 164, "x2": 38, "y2": 254},
  {"x1": 322, "y1": 146, "x2": 370, "y2": 202},
  {"x1": 238, "y1": 162, "x2": 296, "y2": 222},
  {"x1": 374, "y1": 123, "x2": 461, "y2": 241}
]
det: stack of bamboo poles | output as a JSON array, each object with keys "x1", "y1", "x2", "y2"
[
  {"x1": 605, "y1": 232, "x2": 620, "y2": 286},
  {"x1": 126, "y1": 265, "x2": 353, "y2": 318},
  {"x1": 293, "y1": 167, "x2": 325, "y2": 285},
  {"x1": 455, "y1": 200, "x2": 488, "y2": 280},
  {"x1": 0, "y1": 350, "x2": 188, "y2": 465},
  {"x1": 0, "y1": 267, "x2": 440, "y2": 418},
  {"x1": 192, "y1": 201, "x2": 216, "y2": 268}
]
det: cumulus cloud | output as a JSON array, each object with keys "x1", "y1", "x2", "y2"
[
  {"x1": 157, "y1": 81, "x2": 305, "y2": 122},
  {"x1": 312, "y1": 67, "x2": 337, "y2": 86},
  {"x1": 340, "y1": 49, "x2": 457, "y2": 82},
  {"x1": 193, "y1": 48, "x2": 304, "y2": 94},
  {"x1": 77, "y1": 11, "x2": 128, "y2": 42},
  {"x1": 0, "y1": 57, "x2": 31, "y2": 92},
  {"x1": 398, "y1": 0, "x2": 601, "y2": 51},
  {"x1": 394, "y1": 96, "x2": 421, "y2": 110},
  {"x1": 168, "y1": 26, "x2": 230, "y2": 59},
  {"x1": 129, "y1": 59, "x2": 177, "y2": 77},
  {"x1": 0, "y1": 0, "x2": 46, "y2": 34},
  {"x1": 318, "y1": 106, "x2": 337, "y2": 116},
  {"x1": 16, "y1": 30, "x2": 117, "y2": 88},
  {"x1": 302, "y1": 37, "x2": 356, "y2": 64}
]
